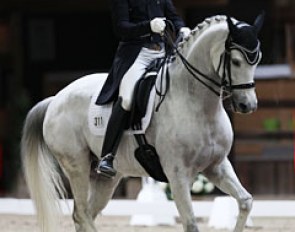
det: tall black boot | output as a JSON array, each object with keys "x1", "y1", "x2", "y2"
[{"x1": 97, "y1": 98, "x2": 129, "y2": 177}]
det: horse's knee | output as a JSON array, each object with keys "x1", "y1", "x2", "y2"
[{"x1": 239, "y1": 195, "x2": 253, "y2": 213}]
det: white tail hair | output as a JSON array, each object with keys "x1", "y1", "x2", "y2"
[{"x1": 21, "y1": 97, "x2": 66, "y2": 232}]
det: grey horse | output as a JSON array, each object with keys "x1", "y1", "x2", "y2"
[{"x1": 21, "y1": 14, "x2": 263, "y2": 232}]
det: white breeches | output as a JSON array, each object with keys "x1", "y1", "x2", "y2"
[{"x1": 119, "y1": 47, "x2": 165, "y2": 110}]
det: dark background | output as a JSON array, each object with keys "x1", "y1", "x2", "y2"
[{"x1": 0, "y1": 0, "x2": 294, "y2": 196}]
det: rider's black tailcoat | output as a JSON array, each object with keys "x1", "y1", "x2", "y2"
[{"x1": 96, "y1": 0, "x2": 185, "y2": 104}]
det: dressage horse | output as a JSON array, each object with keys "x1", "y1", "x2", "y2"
[{"x1": 21, "y1": 14, "x2": 263, "y2": 232}]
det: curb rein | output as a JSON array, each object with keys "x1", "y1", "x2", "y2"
[{"x1": 156, "y1": 21, "x2": 259, "y2": 108}]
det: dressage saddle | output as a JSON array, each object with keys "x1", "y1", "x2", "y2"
[{"x1": 130, "y1": 58, "x2": 169, "y2": 183}]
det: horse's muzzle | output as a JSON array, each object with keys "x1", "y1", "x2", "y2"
[{"x1": 233, "y1": 100, "x2": 257, "y2": 114}]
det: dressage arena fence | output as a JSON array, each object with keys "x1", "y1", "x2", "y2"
[
  {"x1": 0, "y1": 198, "x2": 294, "y2": 219},
  {"x1": 2, "y1": 178, "x2": 293, "y2": 226},
  {"x1": 0, "y1": 196, "x2": 295, "y2": 229}
]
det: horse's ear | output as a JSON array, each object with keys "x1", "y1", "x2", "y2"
[
  {"x1": 253, "y1": 11, "x2": 265, "y2": 34},
  {"x1": 226, "y1": 16, "x2": 236, "y2": 35}
]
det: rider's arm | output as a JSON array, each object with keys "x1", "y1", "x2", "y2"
[
  {"x1": 111, "y1": 0, "x2": 152, "y2": 40},
  {"x1": 164, "y1": 0, "x2": 186, "y2": 33}
]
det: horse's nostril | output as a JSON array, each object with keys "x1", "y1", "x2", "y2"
[{"x1": 239, "y1": 103, "x2": 248, "y2": 111}]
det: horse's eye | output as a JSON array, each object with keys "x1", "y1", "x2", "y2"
[{"x1": 232, "y1": 59, "x2": 241, "y2": 67}]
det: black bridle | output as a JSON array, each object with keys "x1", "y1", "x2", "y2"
[
  {"x1": 162, "y1": 22, "x2": 260, "y2": 99},
  {"x1": 219, "y1": 36, "x2": 259, "y2": 95},
  {"x1": 154, "y1": 21, "x2": 260, "y2": 110}
]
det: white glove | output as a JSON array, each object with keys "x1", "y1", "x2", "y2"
[
  {"x1": 150, "y1": 17, "x2": 166, "y2": 34},
  {"x1": 180, "y1": 27, "x2": 191, "y2": 39}
]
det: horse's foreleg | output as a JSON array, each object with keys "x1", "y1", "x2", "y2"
[
  {"x1": 168, "y1": 170, "x2": 199, "y2": 232},
  {"x1": 203, "y1": 158, "x2": 253, "y2": 232},
  {"x1": 88, "y1": 174, "x2": 122, "y2": 219}
]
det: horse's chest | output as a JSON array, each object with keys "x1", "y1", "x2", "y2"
[{"x1": 183, "y1": 129, "x2": 233, "y2": 170}]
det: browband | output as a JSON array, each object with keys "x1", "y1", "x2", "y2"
[{"x1": 229, "y1": 41, "x2": 261, "y2": 65}]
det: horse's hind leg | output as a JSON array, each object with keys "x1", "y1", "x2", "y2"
[
  {"x1": 58, "y1": 150, "x2": 96, "y2": 232},
  {"x1": 88, "y1": 173, "x2": 123, "y2": 219},
  {"x1": 203, "y1": 158, "x2": 252, "y2": 232}
]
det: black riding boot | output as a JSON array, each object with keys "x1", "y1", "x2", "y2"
[{"x1": 97, "y1": 98, "x2": 129, "y2": 177}]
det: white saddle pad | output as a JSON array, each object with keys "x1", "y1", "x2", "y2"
[{"x1": 88, "y1": 88, "x2": 156, "y2": 136}]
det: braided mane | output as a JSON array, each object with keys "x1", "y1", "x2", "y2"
[{"x1": 177, "y1": 15, "x2": 229, "y2": 55}]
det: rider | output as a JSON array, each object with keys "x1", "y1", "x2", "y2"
[{"x1": 96, "y1": 0, "x2": 190, "y2": 178}]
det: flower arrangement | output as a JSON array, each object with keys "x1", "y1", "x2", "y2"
[
  {"x1": 191, "y1": 173, "x2": 215, "y2": 195},
  {"x1": 164, "y1": 173, "x2": 215, "y2": 200}
]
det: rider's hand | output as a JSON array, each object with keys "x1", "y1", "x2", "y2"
[
  {"x1": 180, "y1": 27, "x2": 191, "y2": 39},
  {"x1": 150, "y1": 17, "x2": 166, "y2": 34}
]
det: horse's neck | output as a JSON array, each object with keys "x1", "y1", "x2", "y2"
[{"x1": 168, "y1": 23, "x2": 228, "y2": 116}]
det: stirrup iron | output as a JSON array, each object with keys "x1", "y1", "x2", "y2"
[{"x1": 97, "y1": 154, "x2": 117, "y2": 178}]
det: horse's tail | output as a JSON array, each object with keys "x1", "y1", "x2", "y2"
[{"x1": 21, "y1": 97, "x2": 66, "y2": 232}]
